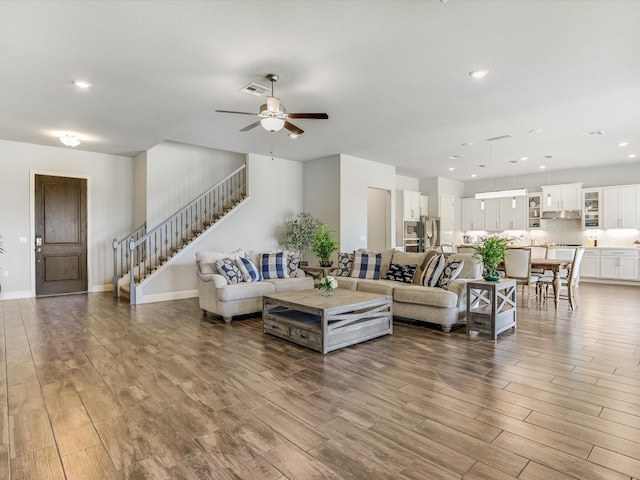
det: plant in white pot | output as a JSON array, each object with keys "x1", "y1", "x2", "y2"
[{"x1": 284, "y1": 212, "x2": 320, "y2": 262}]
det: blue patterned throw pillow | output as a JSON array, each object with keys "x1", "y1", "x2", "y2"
[
  {"x1": 420, "y1": 254, "x2": 446, "y2": 287},
  {"x1": 235, "y1": 256, "x2": 263, "y2": 282},
  {"x1": 336, "y1": 252, "x2": 354, "y2": 277},
  {"x1": 384, "y1": 262, "x2": 417, "y2": 284},
  {"x1": 437, "y1": 258, "x2": 464, "y2": 290},
  {"x1": 215, "y1": 258, "x2": 244, "y2": 284},
  {"x1": 350, "y1": 252, "x2": 381, "y2": 279},
  {"x1": 261, "y1": 252, "x2": 289, "y2": 279}
]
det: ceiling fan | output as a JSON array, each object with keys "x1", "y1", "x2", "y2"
[{"x1": 215, "y1": 74, "x2": 328, "y2": 136}]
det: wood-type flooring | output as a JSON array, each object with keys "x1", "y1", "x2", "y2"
[{"x1": 1, "y1": 283, "x2": 639, "y2": 479}]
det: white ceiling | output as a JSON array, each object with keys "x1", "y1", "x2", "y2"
[{"x1": 2, "y1": 0, "x2": 639, "y2": 182}]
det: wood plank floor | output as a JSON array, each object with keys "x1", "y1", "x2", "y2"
[{"x1": 1, "y1": 283, "x2": 640, "y2": 479}]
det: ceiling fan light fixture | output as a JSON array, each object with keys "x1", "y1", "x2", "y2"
[
  {"x1": 59, "y1": 133, "x2": 81, "y2": 147},
  {"x1": 260, "y1": 117, "x2": 285, "y2": 132}
]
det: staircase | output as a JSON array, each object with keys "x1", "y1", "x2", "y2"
[{"x1": 112, "y1": 165, "x2": 248, "y2": 304}]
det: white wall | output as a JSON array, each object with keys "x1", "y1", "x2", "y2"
[
  {"x1": 138, "y1": 153, "x2": 305, "y2": 301},
  {"x1": 145, "y1": 140, "x2": 245, "y2": 229},
  {"x1": 133, "y1": 151, "x2": 147, "y2": 227},
  {"x1": 0, "y1": 139, "x2": 134, "y2": 298},
  {"x1": 396, "y1": 174, "x2": 420, "y2": 192},
  {"x1": 339, "y1": 154, "x2": 396, "y2": 252}
]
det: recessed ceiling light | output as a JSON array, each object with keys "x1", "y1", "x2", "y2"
[
  {"x1": 618, "y1": 142, "x2": 629, "y2": 147},
  {"x1": 448, "y1": 167, "x2": 455, "y2": 171},
  {"x1": 72, "y1": 80, "x2": 92, "y2": 89},
  {"x1": 461, "y1": 142, "x2": 474, "y2": 146},
  {"x1": 59, "y1": 133, "x2": 81, "y2": 147},
  {"x1": 288, "y1": 133, "x2": 299, "y2": 139},
  {"x1": 628, "y1": 153, "x2": 637, "y2": 159},
  {"x1": 448, "y1": 155, "x2": 464, "y2": 160},
  {"x1": 471, "y1": 174, "x2": 477, "y2": 178},
  {"x1": 528, "y1": 129, "x2": 543, "y2": 134},
  {"x1": 469, "y1": 69, "x2": 489, "y2": 79},
  {"x1": 539, "y1": 165, "x2": 547, "y2": 169},
  {"x1": 519, "y1": 156, "x2": 528, "y2": 161}
]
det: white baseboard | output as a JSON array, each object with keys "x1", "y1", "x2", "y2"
[
  {"x1": 136, "y1": 290, "x2": 198, "y2": 304},
  {"x1": 90, "y1": 283, "x2": 114, "y2": 293},
  {"x1": 0, "y1": 290, "x2": 33, "y2": 300}
]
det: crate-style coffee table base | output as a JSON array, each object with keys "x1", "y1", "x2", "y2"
[
  {"x1": 466, "y1": 279, "x2": 517, "y2": 339},
  {"x1": 263, "y1": 289, "x2": 392, "y2": 354}
]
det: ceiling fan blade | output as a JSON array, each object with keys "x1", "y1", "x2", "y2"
[
  {"x1": 240, "y1": 121, "x2": 261, "y2": 132},
  {"x1": 287, "y1": 113, "x2": 329, "y2": 119},
  {"x1": 284, "y1": 121, "x2": 304, "y2": 136},
  {"x1": 215, "y1": 109, "x2": 258, "y2": 116}
]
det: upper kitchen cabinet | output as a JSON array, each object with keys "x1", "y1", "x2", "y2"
[
  {"x1": 462, "y1": 197, "x2": 484, "y2": 231},
  {"x1": 419, "y1": 195, "x2": 429, "y2": 217},
  {"x1": 498, "y1": 196, "x2": 527, "y2": 230},
  {"x1": 541, "y1": 183, "x2": 582, "y2": 212},
  {"x1": 582, "y1": 188, "x2": 602, "y2": 229},
  {"x1": 401, "y1": 190, "x2": 421, "y2": 220},
  {"x1": 527, "y1": 193, "x2": 542, "y2": 229},
  {"x1": 602, "y1": 185, "x2": 639, "y2": 229}
]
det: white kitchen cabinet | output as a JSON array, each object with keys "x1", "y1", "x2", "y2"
[
  {"x1": 483, "y1": 198, "x2": 500, "y2": 231},
  {"x1": 419, "y1": 195, "x2": 429, "y2": 217},
  {"x1": 541, "y1": 183, "x2": 582, "y2": 212},
  {"x1": 498, "y1": 196, "x2": 527, "y2": 230},
  {"x1": 402, "y1": 190, "x2": 421, "y2": 220},
  {"x1": 527, "y1": 193, "x2": 542, "y2": 229},
  {"x1": 602, "y1": 185, "x2": 639, "y2": 229},
  {"x1": 600, "y1": 249, "x2": 638, "y2": 280},
  {"x1": 580, "y1": 249, "x2": 600, "y2": 278},
  {"x1": 582, "y1": 188, "x2": 602, "y2": 229},
  {"x1": 462, "y1": 197, "x2": 484, "y2": 231}
]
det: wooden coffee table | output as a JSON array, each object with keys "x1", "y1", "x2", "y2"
[{"x1": 263, "y1": 289, "x2": 392, "y2": 354}]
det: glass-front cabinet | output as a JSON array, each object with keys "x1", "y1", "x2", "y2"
[
  {"x1": 582, "y1": 188, "x2": 601, "y2": 229},
  {"x1": 527, "y1": 193, "x2": 542, "y2": 229}
]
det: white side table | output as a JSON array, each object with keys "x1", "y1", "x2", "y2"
[{"x1": 466, "y1": 279, "x2": 517, "y2": 339}]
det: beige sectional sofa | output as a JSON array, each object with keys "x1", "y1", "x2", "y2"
[
  {"x1": 335, "y1": 249, "x2": 483, "y2": 332},
  {"x1": 196, "y1": 250, "x2": 314, "y2": 323}
]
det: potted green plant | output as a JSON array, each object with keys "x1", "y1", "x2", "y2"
[
  {"x1": 284, "y1": 212, "x2": 320, "y2": 261},
  {"x1": 313, "y1": 224, "x2": 338, "y2": 267},
  {"x1": 473, "y1": 235, "x2": 510, "y2": 281}
]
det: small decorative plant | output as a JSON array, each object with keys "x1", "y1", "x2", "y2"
[
  {"x1": 473, "y1": 234, "x2": 510, "y2": 281},
  {"x1": 313, "y1": 224, "x2": 338, "y2": 267},
  {"x1": 284, "y1": 212, "x2": 320, "y2": 258},
  {"x1": 318, "y1": 275, "x2": 338, "y2": 296}
]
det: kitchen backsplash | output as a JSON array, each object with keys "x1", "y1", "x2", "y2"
[{"x1": 459, "y1": 219, "x2": 640, "y2": 247}]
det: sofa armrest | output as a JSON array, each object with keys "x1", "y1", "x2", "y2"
[
  {"x1": 447, "y1": 278, "x2": 480, "y2": 310},
  {"x1": 196, "y1": 271, "x2": 228, "y2": 288}
]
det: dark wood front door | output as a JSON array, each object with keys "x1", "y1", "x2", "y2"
[{"x1": 35, "y1": 175, "x2": 88, "y2": 296}]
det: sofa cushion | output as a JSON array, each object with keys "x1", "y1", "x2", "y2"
[
  {"x1": 261, "y1": 252, "x2": 290, "y2": 279},
  {"x1": 350, "y1": 252, "x2": 381, "y2": 279},
  {"x1": 264, "y1": 276, "x2": 314, "y2": 293},
  {"x1": 286, "y1": 251, "x2": 301, "y2": 276},
  {"x1": 437, "y1": 258, "x2": 464, "y2": 290},
  {"x1": 357, "y1": 279, "x2": 396, "y2": 296},
  {"x1": 196, "y1": 250, "x2": 244, "y2": 275},
  {"x1": 394, "y1": 285, "x2": 458, "y2": 309},
  {"x1": 421, "y1": 254, "x2": 446, "y2": 287},
  {"x1": 384, "y1": 262, "x2": 417, "y2": 284},
  {"x1": 216, "y1": 281, "x2": 275, "y2": 302},
  {"x1": 336, "y1": 252, "x2": 354, "y2": 277},
  {"x1": 447, "y1": 253, "x2": 482, "y2": 279},
  {"x1": 335, "y1": 276, "x2": 359, "y2": 291},
  {"x1": 390, "y1": 250, "x2": 428, "y2": 285},
  {"x1": 235, "y1": 256, "x2": 263, "y2": 282},
  {"x1": 215, "y1": 258, "x2": 244, "y2": 284}
]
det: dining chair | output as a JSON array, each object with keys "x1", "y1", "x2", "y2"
[
  {"x1": 456, "y1": 246, "x2": 476, "y2": 254},
  {"x1": 529, "y1": 245, "x2": 548, "y2": 274},
  {"x1": 537, "y1": 247, "x2": 585, "y2": 310},
  {"x1": 440, "y1": 244, "x2": 455, "y2": 253},
  {"x1": 503, "y1": 248, "x2": 540, "y2": 307}
]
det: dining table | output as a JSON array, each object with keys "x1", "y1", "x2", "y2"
[{"x1": 530, "y1": 258, "x2": 572, "y2": 310}]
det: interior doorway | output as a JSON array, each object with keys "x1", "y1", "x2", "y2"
[
  {"x1": 367, "y1": 187, "x2": 391, "y2": 251},
  {"x1": 34, "y1": 174, "x2": 88, "y2": 296}
]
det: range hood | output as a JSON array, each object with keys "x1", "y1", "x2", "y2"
[{"x1": 541, "y1": 210, "x2": 581, "y2": 220}]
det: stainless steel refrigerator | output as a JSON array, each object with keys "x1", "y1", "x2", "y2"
[{"x1": 418, "y1": 216, "x2": 440, "y2": 251}]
